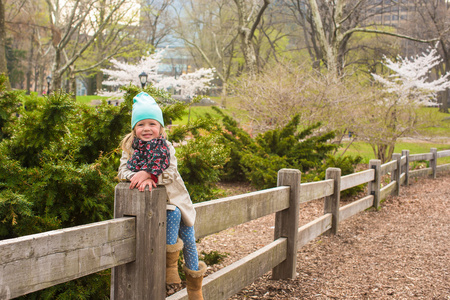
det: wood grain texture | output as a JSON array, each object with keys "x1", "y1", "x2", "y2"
[
  {"x1": 339, "y1": 196, "x2": 374, "y2": 222},
  {"x1": 166, "y1": 238, "x2": 288, "y2": 300},
  {"x1": 297, "y1": 214, "x2": 332, "y2": 249},
  {"x1": 0, "y1": 218, "x2": 135, "y2": 299},
  {"x1": 340, "y1": 169, "x2": 374, "y2": 191},
  {"x1": 194, "y1": 187, "x2": 290, "y2": 239},
  {"x1": 300, "y1": 179, "x2": 333, "y2": 203}
]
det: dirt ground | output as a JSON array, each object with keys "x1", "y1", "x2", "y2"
[{"x1": 194, "y1": 171, "x2": 450, "y2": 299}]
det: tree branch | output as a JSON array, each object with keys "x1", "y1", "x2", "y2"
[
  {"x1": 343, "y1": 28, "x2": 438, "y2": 43},
  {"x1": 249, "y1": 0, "x2": 271, "y2": 40}
]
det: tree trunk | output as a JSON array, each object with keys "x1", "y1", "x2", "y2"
[
  {"x1": 26, "y1": 29, "x2": 36, "y2": 95},
  {"x1": 221, "y1": 81, "x2": 228, "y2": 108},
  {"x1": 0, "y1": 0, "x2": 10, "y2": 89},
  {"x1": 239, "y1": 27, "x2": 257, "y2": 76},
  {"x1": 440, "y1": 58, "x2": 450, "y2": 113},
  {"x1": 70, "y1": 66, "x2": 76, "y2": 100}
]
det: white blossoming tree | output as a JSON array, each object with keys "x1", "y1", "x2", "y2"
[
  {"x1": 157, "y1": 68, "x2": 215, "y2": 99},
  {"x1": 354, "y1": 47, "x2": 450, "y2": 163},
  {"x1": 99, "y1": 50, "x2": 215, "y2": 99},
  {"x1": 371, "y1": 47, "x2": 450, "y2": 106}
]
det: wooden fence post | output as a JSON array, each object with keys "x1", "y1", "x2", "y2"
[
  {"x1": 324, "y1": 168, "x2": 341, "y2": 235},
  {"x1": 368, "y1": 160, "x2": 381, "y2": 210},
  {"x1": 272, "y1": 169, "x2": 301, "y2": 280},
  {"x1": 392, "y1": 153, "x2": 401, "y2": 196},
  {"x1": 430, "y1": 148, "x2": 437, "y2": 179},
  {"x1": 402, "y1": 150, "x2": 409, "y2": 186},
  {"x1": 111, "y1": 183, "x2": 167, "y2": 300}
]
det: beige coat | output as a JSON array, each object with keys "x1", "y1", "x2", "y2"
[{"x1": 117, "y1": 141, "x2": 196, "y2": 227}]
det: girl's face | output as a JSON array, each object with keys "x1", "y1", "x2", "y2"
[{"x1": 134, "y1": 119, "x2": 161, "y2": 141}]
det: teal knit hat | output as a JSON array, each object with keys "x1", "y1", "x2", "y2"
[{"x1": 131, "y1": 92, "x2": 164, "y2": 129}]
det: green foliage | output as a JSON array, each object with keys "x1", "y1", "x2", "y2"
[
  {"x1": 0, "y1": 74, "x2": 21, "y2": 141},
  {"x1": 177, "y1": 133, "x2": 230, "y2": 202},
  {"x1": 214, "y1": 108, "x2": 338, "y2": 188},
  {"x1": 0, "y1": 190, "x2": 33, "y2": 238},
  {"x1": 18, "y1": 270, "x2": 111, "y2": 300},
  {"x1": 304, "y1": 154, "x2": 364, "y2": 197},
  {"x1": 6, "y1": 38, "x2": 27, "y2": 87},
  {"x1": 200, "y1": 250, "x2": 228, "y2": 265}
]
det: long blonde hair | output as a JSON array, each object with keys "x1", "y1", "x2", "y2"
[{"x1": 120, "y1": 124, "x2": 167, "y2": 157}]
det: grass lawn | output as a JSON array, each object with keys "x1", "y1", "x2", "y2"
[
  {"x1": 337, "y1": 140, "x2": 450, "y2": 165},
  {"x1": 76, "y1": 95, "x2": 109, "y2": 105}
]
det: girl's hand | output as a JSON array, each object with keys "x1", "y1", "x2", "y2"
[
  {"x1": 137, "y1": 179, "x2": 157, "y2": 192},
  {"x1": 129, "y1": 171, "x2": 151, "y2": 189}
]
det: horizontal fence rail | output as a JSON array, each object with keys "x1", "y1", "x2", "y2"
[
  {"x1": 340, "y1": 169, "x2": 375, "y2": 191},
  {"x1": 0, "y1": 147, "x2": 449, "y2": 300},
  {"x1": 194, "y1": 186, "x2": 290, "y2": 239},
  {"x1": 299, "y1": 179, "x2": 333, "y2": 203},
  {"x1": 0, "y1": 218, "x2": 135, "y2": 299}
]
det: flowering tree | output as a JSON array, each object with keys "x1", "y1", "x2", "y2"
[
  {"x1": 101, "y1": 51, "x2": 165, "y2": 88},
  {"x1": 157, "y1": 68, "x2": 215, "y2": 99},
  {"x1": 371, "y1": 47, "x2": 450, "y2": 106},
  {"x1": 354, "y1": 47, "x2": 450, "y2": 163},
  {"x1": 99, "y1": 50, "x2": 215, "y2": 99}
]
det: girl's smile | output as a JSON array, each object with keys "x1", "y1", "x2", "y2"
[{"x1": 135, "y1": 119, "x2": 161, "y2": 141}]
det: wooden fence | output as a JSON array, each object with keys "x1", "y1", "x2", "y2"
[{"x1": 1, "y1": 148, "x2": 449, "y2": 300}]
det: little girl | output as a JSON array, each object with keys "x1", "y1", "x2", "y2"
[{"x1": 118, "y1": 92, "x2": 206, "y2": 300}]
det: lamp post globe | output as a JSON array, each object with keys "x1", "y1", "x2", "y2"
[
  {"x1": 139, "y1": 72, "x2": 148, "y2": 88},
  {"x1": 46, "y1": 75, "x2": 52, "y2": 95}
]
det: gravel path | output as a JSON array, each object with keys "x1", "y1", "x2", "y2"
[{"x1": 196, "y1": 172, "x2": 450, "y2": 299}]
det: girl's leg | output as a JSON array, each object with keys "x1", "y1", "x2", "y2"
[
  {"x1": 166, "y1": 208, "x2": 183, "y2": 284},
  {"x1": 166, "y1": 208, "x2": 181, "y2": 245},
  {"x1": 179, "y1": 221, "x2": 199, "y2": 271}
]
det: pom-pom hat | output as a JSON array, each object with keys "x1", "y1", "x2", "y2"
[{"x1": 131, "y1": 92, "x2": 164, "y2": 129}]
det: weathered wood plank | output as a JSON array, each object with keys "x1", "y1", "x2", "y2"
[
  {"x1": 339, "y1": 196, "x2": 373, "y2": 222},
  {"x1": 409, "y1": 168, "x2": 433, "y2": 178},
  {"x1": 111, "y1": 184, "x2": 166, "y2": 300},
  {"x1": 437, "y1": 163, "x2": 450, "y2": 172},
  {"x1": 400, "y1": 155, "x2": 406, "y2": 164},
  {"x1": 299, "y1": 179, "x2": 333, "y2": 203},
  {"x1": 167, "y1": 238, "x2": 288, "y2": 300},
  {"x1": 325, "y1": 168, "x2": 341, "y2": 234},
  {"x1": 297, "y1": 214, "x2": 332, "y2": 249},
  {"x1": 409, "y1": 153, "x2": 433, "y2": 162},
  {"x1": 380, "y1": 160, "x2": 397, "y2": 176},
  {"x1": 194, "y1": 187, "x2": 290, "y2": 239},
  {"x1": 0, "y1": 218, "x2": 135, "y2": 299},
  {"x1": 437, "y1": 150, "x2": 450, "y2": 158},
  {"x1": 380, "y1": 181, "x2": 397, "y2": 200},
  {"x1": 273, "y1": 169, "x2": 301, "y2": 280},
  {"x1": 399, "y1": 173, "x2": 406, "y2": 185},
  {"x1": 340, "y1": 169, "x2": 374, "y2": 191},
  {"x1": 369, "y1": 160, "x2": 381, "y2": 209}
]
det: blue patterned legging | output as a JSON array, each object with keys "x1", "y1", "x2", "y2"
[{"x1": 167, "y1": 207, "x2": 199, "y2": 271}]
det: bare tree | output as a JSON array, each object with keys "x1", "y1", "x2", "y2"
[
  {"x1": 173, "y1": 0, "x2": 239, "y2": 105},
  {"x1": 303, "y1": 0, "x2": 438, "y2": 79},
  {"x1": 233, "y1": 0, "x2": 271, "y2": 76},
  {"x1": 139, "y1": 0, "x2": 175, "y2": 49},
  {"x1": 0, "y1": 0, "x2": 9, "y2": 87},
  {"x1": 407, "y1": 0, "x2": 450, "y2": 113},
  {"x1": 45, "y1": 0, "x2": 132, "y2": 93}
]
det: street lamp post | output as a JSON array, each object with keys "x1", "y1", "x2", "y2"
[
  {"x1": 46, "y1": 75, "x2": 52, "y2": 95},
  {"x1": 139, "y1": 72, "x2": 148, "y2": 88}
]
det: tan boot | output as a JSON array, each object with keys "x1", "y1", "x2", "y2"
[
  {"x1": 166, "y1": 238, "x2": 183, "y2": 284},
  {"x1": 183, "y1": 261, "x2": 207, "y2": 300}
]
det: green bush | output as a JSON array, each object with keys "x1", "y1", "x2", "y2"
[
  {"x1": 304, "y1": 154, "x2": 364, "y2": 197},
  {"x1": 177, "y1": 133, "x2": 230, "y2": 202},
  {"x1": 214, "y1": 109, "x2": 338, "y2": 188},
  {"x1": 200, "y1": 250, "x2": 228, "y2": 265}
]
